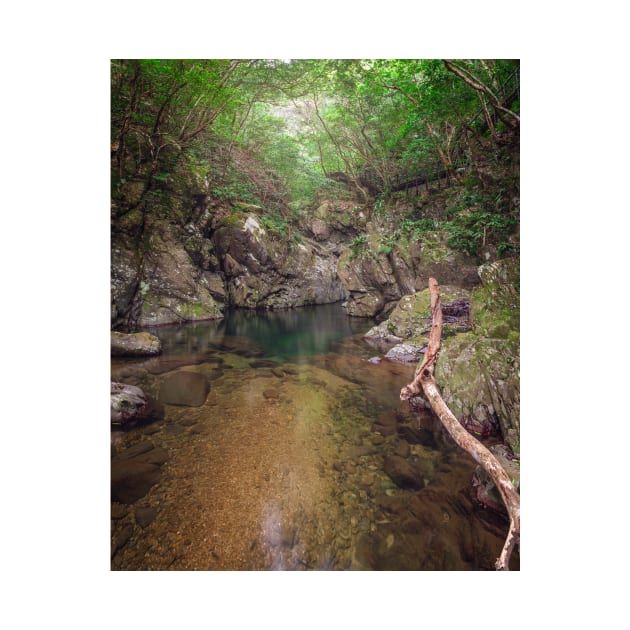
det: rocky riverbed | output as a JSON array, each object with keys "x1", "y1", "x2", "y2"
[{"x1": 111, "y1": 332, "x2": 518, "y2": 570}]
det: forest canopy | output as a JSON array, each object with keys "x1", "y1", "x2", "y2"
[{"x1": 111, "y1": 59, "x2": 520, "y2": 215}]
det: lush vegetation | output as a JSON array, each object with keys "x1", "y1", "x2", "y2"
[{"x1": 111, "y1": 59, "x2": 519, "y2": 258}]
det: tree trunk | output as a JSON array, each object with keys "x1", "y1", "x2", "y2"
[
  {"x1": 443, "y1": 60, "x2": 520, "y2": 130},
  {"x1": 400, "y1": 277, "x2": 520, "y2": 570}
]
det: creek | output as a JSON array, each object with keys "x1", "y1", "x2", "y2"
[{"x1": 111, "y1": 302, "x2": 518, "y2": 570}]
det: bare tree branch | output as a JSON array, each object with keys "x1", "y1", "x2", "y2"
[
  {"x1": 443, "y1": 60, "x2": 520, "y2": 129},
  {"x1": 401, "y1": 277, "x2": 520, "y2": 570}
]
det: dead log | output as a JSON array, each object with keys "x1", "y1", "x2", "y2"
[{"x1": 400, "y1": 277, "x2": 520, "y2": 570}]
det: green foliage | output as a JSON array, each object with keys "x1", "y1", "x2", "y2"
[
  {"x1": 399, "y1": 217, "x2": 438, "y2": 238},
  {"x1": 350, "y1": 234, "x2": 367, "y2": 259},
  {"x1": 444, "y1": 210, "x2": 517, "y2": 256},
  {"x1": 112, "y1": 58, "x2": 519, "y2": 242},
  {"x1": 260, "y1": 212, "x2": 288, "y2": 235}
]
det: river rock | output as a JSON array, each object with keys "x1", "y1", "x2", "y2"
[
  {"x1": 111, "y1": 460, "x2": 162, "y2": 504},
  {"x1": 384, "y1": 340, "x2": 427, "y2": 363},
  {"x1": 111, "y1": 331, "x2": 162, "y2": 357},
  {"x1": 382, "y1": 455, "x2": 425, "y2": 490},
  {"x1": 112, "y1": 524, "x2": 134, "y2": 556},
  {"x1": 371, "y1": 410, "x2": 399, "y2": 437},
  {"x1": 111, "y1": 382, "x2": 165, "y2": 427},
  {"x1": 158, "y1": 371, "x2": 210, "y2": 407},
  {"x1": 135, "y1": 506, "x2": 157, "y2": 528}
]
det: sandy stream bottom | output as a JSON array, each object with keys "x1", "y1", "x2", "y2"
[{"x1": 111, "y1": 352, "x2": 515, "y2": 570}]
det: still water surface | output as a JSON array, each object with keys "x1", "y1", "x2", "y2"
[{"x1": 111, "y1": 303, "x2": 517, "y2": 570}]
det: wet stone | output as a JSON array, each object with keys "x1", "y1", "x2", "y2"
[
  {"x1": 164, "y1": 424, "x2": 185, "y2": 435},
  {"x1": 180, "y1": 417, "x2": 199, "y2": 426},
  {"x1": 111, "y1": 503, "x2": 127, "y2": 519},
  {"x1": 112, "y1": 524, "x2": 134, "y2": 556},
  {"x1": 135, "y1": 506, "x2": 158, "y2": 528},
  {"x1": 394, "y1": 440, "x2": 411, "y2": 458},
  {"x1": 111, "y1": 460, "x2": 162, "y2": 504},
  {"x1": 158, "y1": 371, "x2": 210, "y2": 407},
  {"x1": 141, "y1": 447, "x2": 169, "y2": 465},
  {"x1": 398, "y1": 424, "x2": 437, "y2": 448},
  {"x1": 383, "y1": 455, "x2": 425, "y2": 490},
  {"x1": 118, "y1": 441, "x2": 155, "y2": 460},
  {"x1": 250, "y1": 360, "x2": 281, "y2": 369}
]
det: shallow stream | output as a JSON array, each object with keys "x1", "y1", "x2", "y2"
[{"x1": 111, "y1": 302, "x2": 518, "y2": 570}]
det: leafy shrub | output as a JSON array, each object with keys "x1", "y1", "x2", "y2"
[
  {"x1": 444, "y1": 210, "x2": 516, "y2": 256},
  {"x1": 350, "y1": 234, "x2": 367, "y2": 259}
]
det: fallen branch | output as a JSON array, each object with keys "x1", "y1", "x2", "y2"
[{"x1": 400, "y1": 277, "x2": 520, "y2": 570}]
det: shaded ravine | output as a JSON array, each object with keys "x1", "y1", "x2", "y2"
[{"x1": 111, "y1": 308, "x2": 518, "y2": 570}]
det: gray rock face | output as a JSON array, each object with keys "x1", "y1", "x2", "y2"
[
  {"x1": 337, "y1": 228, "x2": 479, "y2": 319},
  {"x1": 303, "y1": 201, "x2": 367, "y2": 243},
  {"x1": 111, "y1": 382, "x2": 164, "y2": 427},
  {"x1": 111, "y1": 223, "x2": 224, "y2": 329},
  {"x1": 212, "y1": 213, "x2": 347, "y2": 309},
  {"x1": 158, "y1": 371, "x2": 210, "y2": 407},
  {"x1": 111, "y1": 331, "x2": 162, "y2": 357}
]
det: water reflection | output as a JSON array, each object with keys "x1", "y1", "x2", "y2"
[{"x1": 146, "y1": 302, "x2": 375, "y2": 360}]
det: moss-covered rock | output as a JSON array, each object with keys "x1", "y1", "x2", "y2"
[
  {"x1": 435, "y1": 258, "x2": 520, "y2": 455},
  {"x1": 111, "y1": 331, "x2": 162, "y2": 357},
  {"x1": 435, "y1": 332, "x2": 519, "y2": 454},
  {"x1": 305, "y1": 200, "x2": 367, "y2": 242},
  {"x1": 470, "y1": 257, "x2": 520, "y2": 338},
  {"x1": 413, "y1": 231, "x2": 480, "y2": 291},
  {"x1": 382, "y1": 286, "x2": 471, "y2": 339},
  {"x1": 139, "y1": 223, "x2": 224, "y2": 326}
]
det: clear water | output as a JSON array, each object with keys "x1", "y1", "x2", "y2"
[{"x1": 111, "y1": 302, "x2": 518, "y2": 570}]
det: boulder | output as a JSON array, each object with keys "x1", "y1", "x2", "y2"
[
  {"x1": 135, "y1": 506, "x2": 158, "y2": 528},
  {"x1": 435, "y1": 258, "x2": 520, "y2": 454},
  {"x1": 376, "y1": 286, "x2": 471, "y2": 340},
  {"x1": 158, "y1": 371, "x2": 210, "y2": 407},
  {"x1": 383, "y1": 455, "x2": 431, "y2": 490},
  {"x1": 384, "y1": 340, "x2": 427, "y2": 363},
  {"x1": 111, "y1": 459, "x2": 162, "y2": 504},
  {"x1": 111, "y1": 441, "x2": 169, "y2": 504},
  {"x1": 111, "y1": 331, "x2": 162, "y2": 357},
  {"x1": 212, "y1": 213, "x2": 347, "y2": 309},
  {"x1": 111, "y1": 382, "x2": 164, "y2": 427}
]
